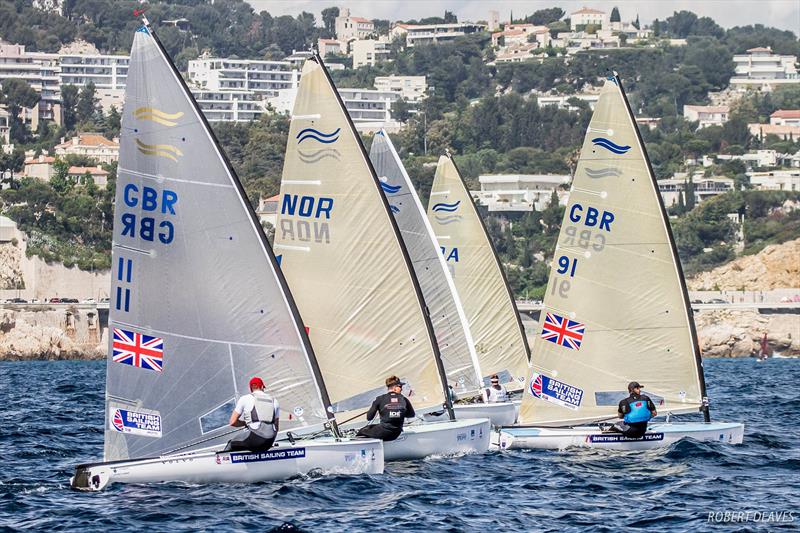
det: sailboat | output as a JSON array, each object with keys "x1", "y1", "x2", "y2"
[
  {"x1": 273, "y1": 56, "x2": 490, "y2": 461},
  {"x1": 70, "y1": 21, "x2": 383, "y2": 491},
  {"x1": 426, "y1": 153, "x2": 532, "y2": 417},
  {"x1": 370, "y1": 132, "x2": 515, "y2": 426},
  {"x1": 494, "y1": 73, "x2": 744, "y2": 450}
]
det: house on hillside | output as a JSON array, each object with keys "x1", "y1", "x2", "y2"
[
  {"x1": 54, "y1": 133, "x2": 119, "y2": 164},
  {"x1": 770, "y1": 109, "x2": 800, "y2": 126},
  {"x1": 683, "y1": 105, "x2": 729, "y2": 128},
  {"x1": 67, "y1": 165, "x2": 108, "y2": 187}
]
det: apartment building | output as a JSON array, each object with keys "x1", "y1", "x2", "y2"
[
  {"x1": 731, "y1": 47, "x2": 799, "y2": 90},
  {"x1": 536, "y1": 93, "x2": 600, "y2": 111},
  {"x1": 394, "y1": 22, "x2": 487, "y2": 47},
  {"x1": 374, "y1": 75, "x2": 426, "y2": 101},
  {"x1": 352, "y1": 39, "x2": 391, "y2": 68},
  {"x1": 0, "y1": 41, "x2": 61, "y2": 123},
  {"x1": 472, "y1": 174, "x2": 571, "y2": 212},
  {"x1": 190, "y1": 88, "x2": 268, "y2": 123},
  {"x1": 59, "y1": 49, "x2": 128, "y2": 111},
  {"x1": 188, "y1": 57, "x2": 297, "y2": 98},
  {"x1": 749, "y1": 170, "x2": 800, "y2": 191},
  {"x1": 658, "y1": 176, "x2": 734, "y2": 207},
  {"x1": 683, "y1": 105, "x2": 730, "y2": 128}
]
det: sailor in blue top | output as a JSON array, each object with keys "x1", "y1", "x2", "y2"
[{"x1": 606, "y1": 382, "x2": 658, "y2": 438}]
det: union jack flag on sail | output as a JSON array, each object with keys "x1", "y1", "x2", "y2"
[
  {"x1": 540, "y1": 312, "x2": 585, "y2": 350},
  {"x1": 112, "y1": 328, "x2": 164, "y2": 372}
]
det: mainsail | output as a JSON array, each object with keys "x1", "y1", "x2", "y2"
[
  {"x1": 518, "y1": 74, "x2": 707, "y2": 426},
  {"x1": 105, "y1": 24, "x2": 332, "y2": 461},
  {"x1": 274, "y1": 58, "x2": 447, "y2": 421},
  {"x1": 370, "y1": 132, "x2": 484, "y2": 398},
  {"x1": 427, "y1": 155, "x2": 531, "y2": 392}
]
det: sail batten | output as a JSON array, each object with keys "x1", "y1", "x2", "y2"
[
  {"x1": 518, "y1": 74, "x2": 705, "y2": 426},
  {"x1": 105, "y1": 24, "x2": 330, "y2": 461},
  {"x1": 427, "y1": 156, "x2": 531, "y2": 392},
  {"x1": 275, "y1": 57, "x2": 447, "y2": 422}
]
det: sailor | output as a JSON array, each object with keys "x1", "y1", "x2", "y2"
[
  {"x1": 356, "y1": 375, "x2": 415, "y2": 442},
  {"x1": 485, "y1": 374, "x2": 509, "y2": 403},
  {"x1": 606, "y1": 382, "x2": 657, "y2": 438},
  {"x1": 224, "y1": 376, "x2": 280, "y2": 452},
  {"x1": 447, "y1": 383, "x2": 458, "y2": 404}
]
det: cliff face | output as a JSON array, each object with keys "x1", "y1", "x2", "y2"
[
  {"x1": 694, "y1": 309, "x2": 799, "y2": 358},
  {"x1": 689, "y1": 239, "x2": 800, "y2": 291},
  {"x1": 0, "y1": 308, "x2": 106, "y2": 360},
  {"x1": 0, "y1": 240, "x2": 25, "y2": 290}
]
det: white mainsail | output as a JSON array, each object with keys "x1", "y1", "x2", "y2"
[
  {"x1": 104, "y1": 26, "x2": 333, "y2": 461},
  {"x1": 427, "y1": 155, "x2": 531, "y2": 392},
  {"x1": 518, "y1": 74, "x2": 707, "y2": 426},
  {"x1": 274, "y1": 58, "x2": 447, "y2": 421},
  {"x1": 369, "y1": 132, "x2": 484, "y2": 398}
]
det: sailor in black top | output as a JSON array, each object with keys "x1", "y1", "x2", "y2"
[
  {"x1": 356, "y1": 375, "x2": 416, "y2": 442},
  {"x1": 606, "y1": 381, "x2": 658, "y2": 438}
]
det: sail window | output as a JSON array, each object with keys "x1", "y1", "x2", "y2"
[{"x1": 199, "y1": 398, "x2": 236, "y2": 434}]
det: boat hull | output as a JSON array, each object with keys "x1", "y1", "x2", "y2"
[
  {"x1": 71, "y1": 437, "x2": 384, "y2": 491},
  {"x1": 493, "y1": 422, "x2": 744, "y2": 451},
  {"x1": 384, "y1": 418, "x2": 491, "y2": 461},
  {"x1": 424, "y1": 403, "x2": 517, "y2": 426}
]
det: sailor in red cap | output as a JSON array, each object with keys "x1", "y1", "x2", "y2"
[{"x1": 224, "y1": 376, "x2": 280, "y2": 452}]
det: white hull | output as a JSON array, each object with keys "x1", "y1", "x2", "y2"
[
  {"x1": 384, "y1": 418, "x2": 491, "y2": 461},
  {"x1": 493, "y1": 422, "x2": 744, "y2": 451},
  {"x1": 71, "y1": 437, "x2": 384, "y2": 491},
  {"x1": 424, "y1": 403, "x2": 517, "y2": 426}
]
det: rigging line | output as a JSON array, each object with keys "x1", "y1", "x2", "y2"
[{"x1": 117, "y1": 167, "x2": 234, "y2": 188}]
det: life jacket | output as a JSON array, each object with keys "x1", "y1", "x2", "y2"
[
  {"x1": 246, "y1": 390, "x2": 277, "y2": 439},
  {"x1": 623, "y1": 398, "x2": 652, "y2": 424},
  {"x1": 486, "y1": 385, "x2": 509, "y2": 403}
]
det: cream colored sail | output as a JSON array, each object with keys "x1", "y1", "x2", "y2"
[
  {"x1": 518, "y1": 75, "x2": 705, "y2": 426},
  {"x1": 274, "y1": 58, "x2": 445, "y2": 422},
  {"x1": 427, "y1": 155, "x2": 531, "y2": 392}
]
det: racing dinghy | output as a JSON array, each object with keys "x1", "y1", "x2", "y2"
[
  {"x1": 274, "y1": 56, "x2": 490, "y2": 460},
  {"x1": 71, "y1": 21, "x2": 383, "y2": 491},
  {"x1": 425, "y1": 153, "x2": 532, "y2": 422},
  {"x1": 369, "y1": 133, "x2": 513, "y2": 426},
  {"x1": 494, "y1": 72, "x2": 744, "y2": 451}
]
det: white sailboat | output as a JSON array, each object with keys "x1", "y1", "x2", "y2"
[
  {"x1": 70, "y1": 21, "x2": 383, "y2": 491},
  {"x1": 273, "y1": 57, "x2": 489, "y2": 461},
  {"x1": 426, "y1": 154, "x2": 532, "y2": 418},
  {"x1": 494, "y1": 73, "x2": 744, "y2": 451},
  {"x1": 370, "y1": 132, "x2": 515, "y2": 426}
]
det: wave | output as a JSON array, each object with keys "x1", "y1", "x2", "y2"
[
  {"x1": 585, "y1": 167, "x2": 621, "y2": 178},
  {"x1": 298, "y1": 148, "x2": 341, "y2": 164},
  {"x1": 591, "y1": 137, "x2": 631, "y2": 154},
  {"x1": 133, "y1": 107, "x2": 184, "y2": 127},
  {"x1": 296, "y1": 127, "x2": 341, "y2": 144},
  {"x1": 135, "y1": 139, "x2": 183, "y2": 162},
  {"x1": 380, "y1": 182, "x2": 402, "y2": 194},
  {"x1": 431, "y1": 201, "x2": 461, "y2": 212},
  {"x1": 434, "y1": 214, "x2": 462, "y2": 225},
  {"x1": 389, "y1": 205, "x2": 400, "y2": 213}
]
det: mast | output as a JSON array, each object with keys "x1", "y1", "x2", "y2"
[
  {"x1": 146, "y1": 19, "x2": 342, "y2": 436},
  {"x1": 312, "y1": 53, "x2": 455, "y2": 420},
  {"x1": 613, "y1": 71, "x2": 710, "y2": 422},
  {"x1": 446, "y1": 152, "x2": 532, "y2": 363}
]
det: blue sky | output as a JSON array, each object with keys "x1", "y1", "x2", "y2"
[{"x1": 247, "y1": 1, "x2": 800, "y2": 32}]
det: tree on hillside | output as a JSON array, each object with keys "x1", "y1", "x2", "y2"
[
  {"x1": 633, "y1": 14, "x2": 640, "y2": 29},
  {"x1": 610, "y1": 7, "x2": 621, "y2": 23},
  {"x1": 529, "y1": 8, "x2": 564, "y2": 26},
  {"x1": 50, "y1": 159, "x2": 73, "y2": 194},
  {"x1": 76, "y1": 82, "x2": 98, "y2": 124},
  {"x1": 444, "y1": 10, "x2": 457, "y2": 23},
  {"x1": 321, "y1": 6, "x2": 339, "y2": 36},
  {"x1": 61, "y1": 84, "x2": 79, "y2": 131},
  {"x1": 0, "y1": 78, "x2": 40, "y2": 143}
]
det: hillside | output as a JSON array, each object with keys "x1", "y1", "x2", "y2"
[{"x1": 689, "y1": 238, "x2": 800, "y2": 290}]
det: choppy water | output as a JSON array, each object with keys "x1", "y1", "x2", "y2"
[{"x1": 1, "y1": 358, "x2": 798, "y2": 531}]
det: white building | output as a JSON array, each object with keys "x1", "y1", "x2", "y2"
[
  {"x1": 256, "y1": 194, "x2": 280, "y2": 228},
  {"x1": 352, "y1": 39, "x2": 391, "y2": 68},
  {"x1": 59, "y1": 50, "x2": 129, "y2": 111},
  {"x1": 0, "y1": 107, "x2": 9, "y2": 147},
  {"x1": 396, "y1": 22, "x2": 487, "y2": 48},
  {"x1": 188, "y1": 57, "x2": 297, "y2": 98},
  {"x1": 731, "y1": 47, "x2": 799, "y2": 90},
  {"x1": 683, "y1": 105, "x2": 729, "y2": 128},
  {"x1": 657, "y1": 176, "x2": 734, "y2": 207},
  {"x1": 472, "y1": 174, "x2": 571, "y2": 212},
  {"x1": 491, "y1": 24, "x2": 550, "y2": 48},
  {"x1": 335, "y1": 8, "x2": 375, "y2": 42},
  {"x1": 54, "y1": 133, "x2": 119, "y2": 163},
  {"x1": 570, "y1": 7, "x2": 608, "y2": 30},
  {"x1": 770, "y1": 109, "x2": 800, "y2": 126},
  {"x1": 748, "y1": 170, "x2": 800, "y2": 191},
  {"x1": 0, "y1": 41, "x2": 61, "y2": 124},
  {"x1": 536, "y1": 93, "x2": 600, "y2": 111},
  {"x1": 748, "y1": 122, "x2": 800, "y2": 140},
  {"x1": 317, "y1": 39, "x2": 344, "y2": 57},
  {"x1": 717, "y1": 150, "x2": 779, "y2": 169},
  {"x1": 190, "y1": 88, "x2": 268, "y2": 123},
  {"x1": 373, "y1": 75, "x2": 426, "y2": 101}
]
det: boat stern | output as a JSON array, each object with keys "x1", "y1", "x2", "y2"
[{"x1": 70, "y1": 464, "x2": 112, "y2": 492}]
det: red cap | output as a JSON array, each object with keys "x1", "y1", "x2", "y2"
[{"x1": 249, "y1": 377, "x2": 265, "y2": 390}]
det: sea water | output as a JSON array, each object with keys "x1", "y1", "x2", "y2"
[{"x1": 1, "y1": 358, "x2": 798, "y2": 531}]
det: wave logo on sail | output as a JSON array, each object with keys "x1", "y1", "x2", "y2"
[
  {"x1": 585, "y1": 167, "x2": 621, "y2": 179},
  {"x1": 380, "y1": 181, "x2": 402, "y2": 195},
  {"x1": 110, "y1": 408, "x2": 162, "y2": 438},
  {"x1": 136, "y1": 139, "x2": 183, "y2": 162},
  {"x1": 296, "y1": 127, "x2": 340, "y2": 144},
  {"x1": 432, "y1": 200, "x2": 462, "y2": 224},
  {"x1": 298, "y1": 148, "x2": 341, "y2": 164},
  {"x1": 432, "y1": 201, "x2": 461, "y2": 212},
  {"x1": 133, "y1": 107, "x2": 184, "y2": 127},
  {"x1": 390, "y1": 204, "x2": 400, "y2": 213},
  {"x1": 529, "y1": 372, "x2": 583, "y2": 410},
  {"x1": 591, "y1": 137, "x2": 630, "y2": 155}
]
